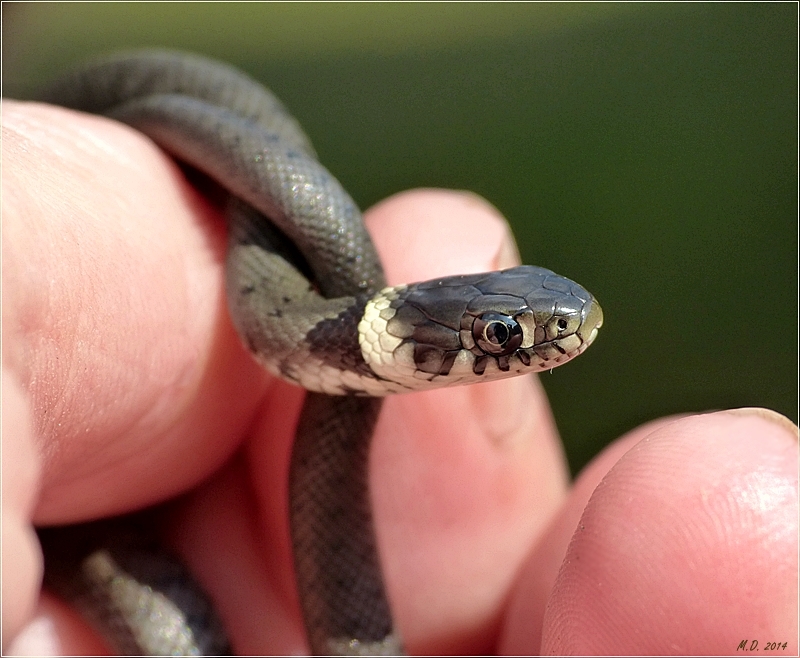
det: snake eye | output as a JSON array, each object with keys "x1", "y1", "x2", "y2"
[{"x1": 472, "y1": 312, "x2": 523, "y2": 356}]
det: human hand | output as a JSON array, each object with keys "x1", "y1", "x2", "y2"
[{"x1": 4, "y1": 100, "x2": 797, "y2": 656}]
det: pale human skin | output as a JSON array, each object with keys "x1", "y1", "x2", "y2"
[{"x1": 3, "y1": 100, "x2": 797, "y2": 655}]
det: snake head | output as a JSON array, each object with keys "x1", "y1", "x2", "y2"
[{"x1": 359, "y1": 265, "x2": 603, "y2": 392}]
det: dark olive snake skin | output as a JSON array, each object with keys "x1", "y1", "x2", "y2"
[{"x1": 35, "y1": 50, "x2": 603, "y2": 656}]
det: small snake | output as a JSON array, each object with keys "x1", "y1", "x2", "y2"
[{"x1": 36, "y1": 50, "x2": 603, "y2": 656}]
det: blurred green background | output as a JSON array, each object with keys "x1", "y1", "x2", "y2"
[{"x1": 3, "y1": 3, "x2": 796, "y2": 474}]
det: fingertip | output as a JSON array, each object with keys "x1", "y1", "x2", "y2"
[
  {"x1": 363, "y1": 188, "x2": 521, "y2": 285},
  {"x1": 541, "y1": 410, "x2": 799, "y2": 655}
]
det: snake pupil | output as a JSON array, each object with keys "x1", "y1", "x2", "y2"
[
  {"x1": 472, "y1": 312, "x2": 523, "y2": 356},
  {"x1": 486, "y1": 321, "x2": 508, "y2": 344}
]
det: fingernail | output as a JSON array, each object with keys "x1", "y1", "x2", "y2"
[
  {"x1": 454, "y1": 191, "x2": 522, "y2": 270},
  {"x1": 723, "y1": 407, "x2": 799, "y2": 440},
  {"x1": 494, "y1": 223, "x2": 522, "y2": 270},
  {"x1": 451, "y1": 191, "x2": 521, "y2": 270}
]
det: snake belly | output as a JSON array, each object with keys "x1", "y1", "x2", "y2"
[{"x1": 35, "y1": 50, "x2": 603, "y2": 656}]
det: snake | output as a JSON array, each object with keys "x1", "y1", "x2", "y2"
[{"x1": 34, "y1": 50, "x2": 603, "y2": 656}]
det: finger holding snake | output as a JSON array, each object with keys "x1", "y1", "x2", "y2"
[{"x1": 4, "y1": 101, "x2": 571, "y2": 654}]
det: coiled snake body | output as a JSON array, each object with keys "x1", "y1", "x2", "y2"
[{"x1": 36, "y1": 50, "x2": 603, "y2": 656}]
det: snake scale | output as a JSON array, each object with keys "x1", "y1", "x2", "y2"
[{"x1": 34, "y1": 50, "x2": 603, "y2": 656}]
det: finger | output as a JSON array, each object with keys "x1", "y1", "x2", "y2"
[
  {"x1": 371, "y1": 190, "x2": 570, "y2": 655},
  {"x1": 244, "y1": 189, "x2": 570, "y2": 654},
  {"x1": 539, "y1": 409, "x2": 798, "y2": 655},
  {"x1": 3, "y1": 101, "x2": 269, "y2": 523}
]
